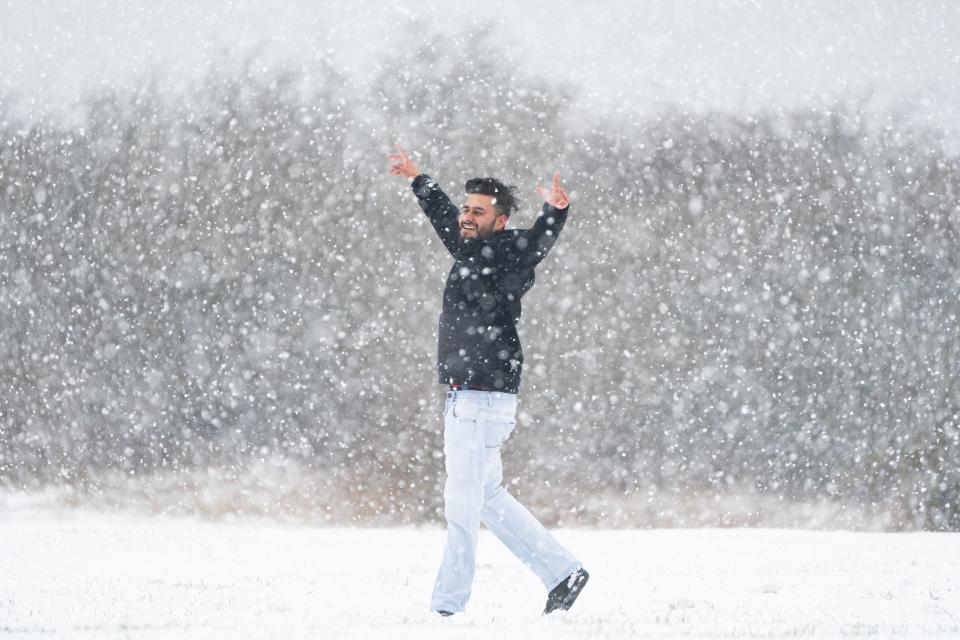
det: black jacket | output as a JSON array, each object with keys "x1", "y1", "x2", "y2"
[{"x1": 412, "y1": 173, "x2": 569, "y2": 393}]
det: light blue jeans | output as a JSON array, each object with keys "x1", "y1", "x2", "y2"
[{"x1": 430, "y1": 389, "x2": 581, "y2": 614}]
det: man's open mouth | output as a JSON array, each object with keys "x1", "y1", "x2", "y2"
[{"x1": 461, "y1": 223, "x2": 478, "y2": 232}]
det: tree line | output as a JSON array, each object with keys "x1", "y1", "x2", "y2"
[{"x1": 1, "y1": 27, "x2": 958, "y2": 529}]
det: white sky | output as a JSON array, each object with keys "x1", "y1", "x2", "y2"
[{"x1": 1, "y1": 0, "x2": 958, "y2": 128}]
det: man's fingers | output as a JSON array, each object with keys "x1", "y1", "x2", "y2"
[
  {"x1": 552, "y1": 171, "x2": 561, "y2": 189},
  {"x1": 394, "y1": 144, "x2": 409, "y2": 161}
]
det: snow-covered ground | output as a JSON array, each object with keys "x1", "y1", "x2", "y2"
[{"x1": 2, "y1": 509, "x2": 959, "y2": 639}]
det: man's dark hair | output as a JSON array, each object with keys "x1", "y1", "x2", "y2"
[{"x1": 465, "y1": 177, "x2": 519, "y2": 218}]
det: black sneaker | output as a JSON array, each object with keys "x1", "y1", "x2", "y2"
[
  {"x1": 543, "y1": 567, "x2": 589, "y2": 614},
  {"x1": 437, "y1": 610, "x2": 454, "y2": 617}
]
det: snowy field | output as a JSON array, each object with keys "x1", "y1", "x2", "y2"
[{"x1": 2, "y1": 510, "x2": 959, "y2": 639}]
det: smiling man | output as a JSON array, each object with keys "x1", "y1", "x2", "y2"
[{"x1": 387, "y1": 145, "x2": 589, "y2": 617}]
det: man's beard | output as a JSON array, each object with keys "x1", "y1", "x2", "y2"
[{"x1": 459, "y1": 222, "x2": 493, "y2": 242}]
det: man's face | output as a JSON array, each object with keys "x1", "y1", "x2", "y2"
[{"x1": 459, "y1": 194, "x2": 507, "y2": 241}]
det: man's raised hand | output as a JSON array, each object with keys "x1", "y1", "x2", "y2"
[
  {"x1": 386, "y1": 144, "x2": 421, "y2": 180},
  {"x1": 535, "y1": 171, "x2": 570, "y2": 209}
]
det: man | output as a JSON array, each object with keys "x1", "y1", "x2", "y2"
[{"x1": 386, "y1": 145, "x2": 589, "y2": 616}]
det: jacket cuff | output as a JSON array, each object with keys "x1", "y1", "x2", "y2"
[
  {"x1": 411, "y1": 173, "x2": 436, "y2": 198},
  {"x1": 543, "y1": 201, "x2": 570, "y2": 215}
]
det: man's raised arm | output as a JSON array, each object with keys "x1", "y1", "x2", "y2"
[
  {"x1": 520, "y1": 171, "x2": 571, "y2": 267},
  {"x1": 386, "y1": 144, "x2": 460, "y2": 256}
]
